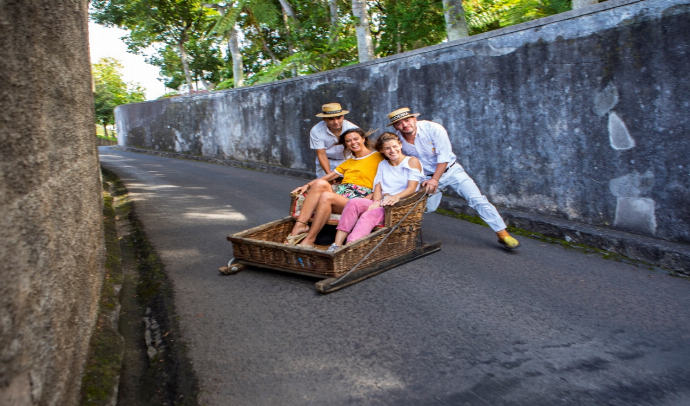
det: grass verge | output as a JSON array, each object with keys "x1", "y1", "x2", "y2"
[
  {"x1": 436, "y1": 208, "x2": 665, "y2": 273},
  {"x1": 79, "y1": 168, "x2": 198, "y2": 405},
  {"x1": 79, "y1": 173, "x2": 125, "y2": 405}
]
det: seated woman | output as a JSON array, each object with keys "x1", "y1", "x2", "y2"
[
  {"x1": 286, "y1": 128, "x2": 384, "y2": 247},
  {"x1": 328, "y1": 132, "x2": 423, "y2": 251}
]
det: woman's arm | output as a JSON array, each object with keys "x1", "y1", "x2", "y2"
[
  {"x1": 380, "y1": 180, "x2": 420, "y2": 206},
  {"x1": 367, "y1": 183, "x2": 383, "y2": 211},
  {"x1": 291, "y1": 170, "x2": 341, "y2": 195}
]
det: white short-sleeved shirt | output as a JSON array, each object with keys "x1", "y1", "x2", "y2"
[
  {"x1": 396, "y1": 120, "x2": 457, "y2": 176},
  {"x1": 373, "y1": 156, "x2": 424, "y2": 196},
  {"x1": 309, "y1": 120, "x2": 359, "y2": 164}
]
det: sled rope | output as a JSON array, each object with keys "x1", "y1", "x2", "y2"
[{"x1": 331, "y1": 191, "x2": 427, "y2": 285}]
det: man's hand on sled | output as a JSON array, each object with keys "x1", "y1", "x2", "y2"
[{"x1": 422, "y1": 178, "x2": 439, "y2": 194}]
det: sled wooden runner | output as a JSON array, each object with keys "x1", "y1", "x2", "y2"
[{"x1": 314, "y1": 241, "x2": 441, "y2": 293}]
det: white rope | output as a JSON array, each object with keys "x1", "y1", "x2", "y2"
[{"x1": 330, "y1": 192, "x2": 427, "y2": 286}]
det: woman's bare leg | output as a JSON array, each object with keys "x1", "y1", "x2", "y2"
[
  {"x1": 300, "y1": 192, "x2": 349, "y2": 246},
  {"x1": 289, "y1": 179, "x2": 331, "y2": 236},
  {"x1": 333, "y1": 230, "x2": 349, "y2": 247}
]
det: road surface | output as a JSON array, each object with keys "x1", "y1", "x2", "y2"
[{"x1": 99, "y1": 147, "x2": 690, "y2": 406}]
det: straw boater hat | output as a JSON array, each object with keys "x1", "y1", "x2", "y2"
[
  {"x1": 386, "y1": 107, "x2": 420, "y2": 126},
  {"x1": 315, "y1": 103, "x2": 349, "y2": 118}
]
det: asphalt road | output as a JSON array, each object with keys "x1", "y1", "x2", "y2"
[{"x1": 99, "y1": 147, "x2": 690, "y2": 406}]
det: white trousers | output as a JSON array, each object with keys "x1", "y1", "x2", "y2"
[
  {"x1": 315, "y1": 159, "x2": 345, "y2": 178},
  {"x1": 425, "y1": 164, "x2": 507, "y2": 232}
]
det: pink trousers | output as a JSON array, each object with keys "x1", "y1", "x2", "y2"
[{"x1": 336, "y1": 198, "x2": 385, "y2": 243}]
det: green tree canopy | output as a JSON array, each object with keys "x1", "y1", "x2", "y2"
[
  {"x1": 91, "y1": 0, "x2": 583, "y2": 91},
  {"x1": 92, "y1": 57, "x2": 146, "y2": 137},
  {"x1": 91, "y1": 0, "x2": 217, "y2": 92},
  {"x1": 373, "y1": 0, "x2": 447, "y2": 56}
]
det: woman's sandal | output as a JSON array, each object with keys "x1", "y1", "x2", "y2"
[
  {"x1": 285, "y1": 232, "x2": 308, "y2": 245},
  {"x1": 285, "y1": 220, "x2": 310, "y2": 245}
]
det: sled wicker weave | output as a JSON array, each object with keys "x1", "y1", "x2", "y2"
[{"x1": 228, "y1": 190, "x2": 427, "y2": 278}]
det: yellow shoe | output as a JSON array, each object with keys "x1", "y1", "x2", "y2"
[{"x1": 498, "y1": 235, "x2": 521, "y2": 250}]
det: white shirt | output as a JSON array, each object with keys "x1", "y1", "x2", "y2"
[
  {"x1": 396, "y1": 120, "x2": 457, "y2": 176},
  {"x1": 373, "y1": 156, "x2": 424, "y2": 195},
  {"x1": 309, "y1": 120, "x2": 359, "y2": 164}
]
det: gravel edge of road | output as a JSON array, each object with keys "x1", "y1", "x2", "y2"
[
  {"x1": 79, "y1": 167, "x2": 199, "y2": 405},
  {"x1": 108, "y1": 146, "x2": 690, "y2": 278}
]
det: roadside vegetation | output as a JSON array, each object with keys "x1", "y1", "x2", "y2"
[
  {"x1": 92, "y1": 57, "x2": 146, "y2": 138},
  {"x1": 80, "y1": 169, "x2": 198, "y2": 405}
]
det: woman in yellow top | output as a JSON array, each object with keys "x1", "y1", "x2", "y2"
[{"x1": 287, "y1": 128, "x2": 384, "y2": 248}]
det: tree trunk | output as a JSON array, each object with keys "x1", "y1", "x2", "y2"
[
  {"x1": 572, "y1": 0, "x2": 598, "y2": 9},
  {"x1": 278, "y1": 0, "x2": 296, "y2": 19},
  {"x1": 282, "y1": 10, "x2": 294, "y2": 58},
  {"x1": 177, "y1": 39, "x2": 194, "y2": 92},
  {"x1": 255, "y1": 25, "x2": 279, "y2": 63},
  {"x1": 351, "y1": 0, "x2": 374, "y2": 62},
  {"x1": 201, "y1": 79, "x2": 215, "y2": 90},
  {"x1": 228, "y1": 28, "x2": 244, "y2": 87},
  {"x1": 442, "y1": 0, "x2": 469, "y2": 41},
  {"x1": 102, "y1": 123, "x2": 108, "y2": 138},
  {"x1": 281, "y1": 10, "x2": 297, "y2": 76},
  {"x1": 329, "y1": 0, "x2": 338, "y2": 39}
]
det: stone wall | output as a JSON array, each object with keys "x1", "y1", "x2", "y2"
[
  {"x1": 96, "y1": 137, "x2": 118, "y2": 146},
  {"x1": 0, "y1": 1, "x2": 106, "y2": 405},
  {"x1": 115, "y1": 0, "x2": 690, "y2": 244}
]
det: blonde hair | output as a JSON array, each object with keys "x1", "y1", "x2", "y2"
[{"x1": 375, "y1": 132, "x2": 402, "y2": 160}]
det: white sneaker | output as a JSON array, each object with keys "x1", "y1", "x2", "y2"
[{"x1": 327, "y1": 243, "x2": 340, "y2": 252}]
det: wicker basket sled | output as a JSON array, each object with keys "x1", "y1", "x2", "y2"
[{"x1": 225, "y1": 190, "x2": 441, "y2": 293}]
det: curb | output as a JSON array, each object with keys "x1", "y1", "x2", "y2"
[
  {"x1": 440, "y1": 198, "x2": 690, "y2": 278},
  {"x1": 111, "y1": 146, "x2": 314, "y2": 180},
  {"x1": 108, "y1": 146, "x2": 690, "y2": 279}
]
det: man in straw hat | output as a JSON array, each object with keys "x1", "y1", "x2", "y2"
[
  {"x1": 311, "y1": 103, "x2": 360, "y2": 177},
  {"x1": 387, "y1": 107, "x2": 520, "y2": 250}
]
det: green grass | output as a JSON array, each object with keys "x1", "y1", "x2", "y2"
[{"x1": 79, "y1": 179, "x2": 124, "y2": 405}]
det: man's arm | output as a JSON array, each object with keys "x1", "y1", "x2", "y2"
[
  {"x1": 422, "y1": 162, "x2": 448, "y2": 194},
  {"x1": 422, "y1": 122, "x2": 454, "y2": 194},
  {"x1": 315, "y1": 149, "x2": 331, "y2": 174}
]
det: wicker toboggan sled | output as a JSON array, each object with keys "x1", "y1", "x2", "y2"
[{"x1": 223, "y1": 189, "x2": 441, "y2": 293}]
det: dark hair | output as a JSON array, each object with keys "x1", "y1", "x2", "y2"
[
  {"x1": 337, "y1": 128, "x2": 373, "y2": 157},
  {"x1": 375, "y1": 132, "x2": 402, "y2": 161}
]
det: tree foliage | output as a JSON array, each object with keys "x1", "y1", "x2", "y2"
[
  {"x1": 93, "y1": 57, "x2": 146, "y2": 136},
  {"x1": 146, "y1": 34, "x2": 225, "y2": 90},
  {"x1": 373, "y1": 0, "x2": 447, "y2": 56},
  {"x1": 91, "y1": 0, "x2": 217, "y2": 91},
  {"x1": 464, "y1": 0, "x2": 572, "y2": 35},
  {"x1": 91, "y1": 0, "x2": 583, "y2": 91}
]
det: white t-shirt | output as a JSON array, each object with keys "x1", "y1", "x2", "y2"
[
  {"x1": 373, "y1": 156, "x2": 424, "y2": 196},
  {"x1": 309, "y1": 120, "x2": 359, "y2": 164}
]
